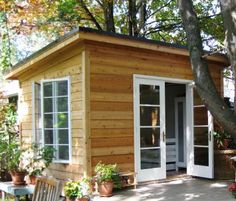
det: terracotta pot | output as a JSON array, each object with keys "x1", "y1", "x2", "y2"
[
  {"x1": 26, "y1": 175, "x2": 37, "y2": 185},
  {"x1": 66, "y1": 197, "x2": 89, "y2": 201},
  {"x1": 76, "y1": 196, "x2": 90, "y2": 201},
  {"x1": 10, "y1": 171, "x2": 26, "y2": 185},
  {"x1": 98, "y1": 181, "x2": 114, "y2": 197}
]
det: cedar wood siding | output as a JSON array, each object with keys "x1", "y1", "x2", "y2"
[
  {"x1": 87, "y1": 41, "x2": 224, "y2": 174},
  {"x1": 18, "y1": 45, "x2": 85, "y2": 180}
]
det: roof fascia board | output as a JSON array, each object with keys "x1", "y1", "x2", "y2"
[
  {"x1": 79, "y1": 31, "x2": 228, "y2": 64},
  {"x1": 6, "y1": 29, "x2": 228, "y2": 79}
]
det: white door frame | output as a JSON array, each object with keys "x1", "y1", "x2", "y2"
[
  {"x1": 133, "y1": 74, "x2": 192, "y2": 182},
  {"x1": 175, "y1": 97, "x2": 186, "y2": 169}
]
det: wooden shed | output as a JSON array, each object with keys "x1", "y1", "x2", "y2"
[{"x1": 6, "y1": 27, "x2": 229, "y2": 182}]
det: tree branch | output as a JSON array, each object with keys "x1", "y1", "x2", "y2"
[
  {"x1": 77, "y1": 0, "x2": 103, "y2": 30},
  {"x1": 147, "y1": 0, "x2": 173, "y2": 19}
]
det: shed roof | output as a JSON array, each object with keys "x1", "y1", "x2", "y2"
[{"x1": 6, "y1": 27, "x2": 228, "y2": 79}]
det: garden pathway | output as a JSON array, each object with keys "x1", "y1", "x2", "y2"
[{"x1": 92, "y1": 178, "x2": 235, "y2": 201}]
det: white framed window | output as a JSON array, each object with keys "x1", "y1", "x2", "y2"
[{"x1": 33, "y1": 77, "x2": 71, "y2": 163}]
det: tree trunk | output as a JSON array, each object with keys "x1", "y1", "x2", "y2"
[
  {"x1": 103, "y1": 0, "x2": 115, "y2": 32},
  {"x1": 128, "y1": 0, "x2": 138, "y2": 36},
  {"x1": 219, "y1": 0, "x2": 236, "y2": 113},
  {"x1": 177, "y1": 0, "x2": 236, "y2": 136},
  {"x1": 138, "y1": 0, "x2": 147, "y2": 34}
]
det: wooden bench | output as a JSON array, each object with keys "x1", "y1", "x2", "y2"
[{"x1": 119, "y1": 171, "x2": 137, "y2": 189}]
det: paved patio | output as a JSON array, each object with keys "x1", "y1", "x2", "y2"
[{"x1": 92, "y1": 178, "x2": 235, "y2": 201}]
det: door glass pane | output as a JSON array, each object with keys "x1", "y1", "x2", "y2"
[
  {"x1": 194, "y1": 127, "x2": 208, "y2": 146},
  {"x1": 140, "y1": 128, "x2": 160, "y2": 148},
  {"x1": 178, "y1": 102, "x2": 184, "y2": 162},
  {"x1": 194, "y1": 90, "x2": 202, "y2": 105},
  {"x1": 141, "y1": 149, "x2": 160, "y2": 169},
  {"x1": 194, "y1": 147, "x2": 209, "y2": 166},
  {"x1": 140, "y1": 85, "x2": 159, "y2": 105},
  {"x1": 140, "y1": 106, "x2": 160, "y2": 126},
  {"x1": 194, "y1": 107, "x2": 208, "y2": 125}
]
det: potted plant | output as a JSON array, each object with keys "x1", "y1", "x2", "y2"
[
  {"x1": 214, "y1": 130, "x2": 234, "y2": 149},
  {"x1": 0, "y1": 103, "x2": 19, "y2": 181},
  {"x1": 1, "y1": 143, "x2": 28, "y2": 185},
  {"x1": 94, "y1": 162, "x2": 118, "y2": 197},
  {"x1": 228, "y1": 182, "x2": 236, "y2": 198},
  {"x1": 64, "y1": 178, "x2": 90, "y2": 201},
  {"x1": 23, "y1": 145, "x2": 55, "y2": 184}
]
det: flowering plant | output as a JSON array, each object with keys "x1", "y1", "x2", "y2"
[
  {"x1": 19, "y1": 146, "x2": 55, "y2": 176},
  {"x1": 228, "y1": 182, "x2": 236, "y2": 198},
  {"x1": 228, "y1": 182, "x2": 236, "y2": 192}
]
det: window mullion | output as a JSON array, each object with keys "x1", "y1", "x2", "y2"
[{"x1": 53, "y1": 82, "x2": 59, "y2": 160}]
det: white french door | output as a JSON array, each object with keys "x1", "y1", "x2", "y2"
[
  {"x1": 134, "y1": 76, "x2": 166, "y2": 182},
  {"x1": 187, "y1": 86, "x2": 214, "y2": 179}
]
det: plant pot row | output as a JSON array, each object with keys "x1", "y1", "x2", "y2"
[{"x1": 10, "y1": 171, "x2": 38, "y2": 185}]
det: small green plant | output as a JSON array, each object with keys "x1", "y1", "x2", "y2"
[
  {"x1": 64, "y1": 178, "x2": 90, "y2": 199},
  {"x1": 64, "y1": 181, "x2": 82, "y2": 199},
  {"x1": 213, "y1": 130, "x2": 235, "y2": 149},
  {"x1": 94, "y1": 162, "x2": 118, "y2": 183}
]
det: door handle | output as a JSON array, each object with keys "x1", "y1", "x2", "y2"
[
  {"x1": 209, "y1": 131, "x2": 211, "y2": 141},
  {"x1": 163, "y1": 131, "x2": 166, "y2": 142}
]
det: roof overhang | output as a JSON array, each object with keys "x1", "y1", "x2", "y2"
[{"x1": 5, "y1": 27, "x2": 229, "y2": 80}]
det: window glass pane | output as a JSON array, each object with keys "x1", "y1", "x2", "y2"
[
  {"x1": 140, "y1": 106, "x2": 159, "y2": 126},
  {"x1": 57, "y1": 97, "x2": 68, "y2": 112},
  {"x1": 44, "y1": 114, "x2": 53, "y2": 128},
  {"x1": 141, "y1": 149, "x2": 160, "y2": 169},
  {"x1": 58, "y1": 129, "x2": 69, "y2": 144},
  {"x1": 58, "y1": 146, "x2": 69, "y2": 160},
  {"x1": 140, "y1": 85, "x2": 159, "y2": 105},
  {"x1": 56, "y1": 81, "x2": 68, "y2": 96},
  {"x1": 44, "y1": 98, "x2": 53, "y2": 113},
  {"x1": 43, "y1": 82, "x2": 53, "y2": 97},
  {"x1": 140, "y1": 128, "x2": 160, "y2": 148},
  {"x1": 56, "y1": 113, "x2": 68, "y2": 128},
  {"x1": 45, "y1": 130, "x2": 53, "y2": 144}
]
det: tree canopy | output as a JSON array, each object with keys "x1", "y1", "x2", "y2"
[{"x1": 0, "y1": 0, "x2": 225, "y2": 69}]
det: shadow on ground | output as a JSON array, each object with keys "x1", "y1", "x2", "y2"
[{"x1": 92, "y1": 178, "x2": 234, "y2": 201}]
